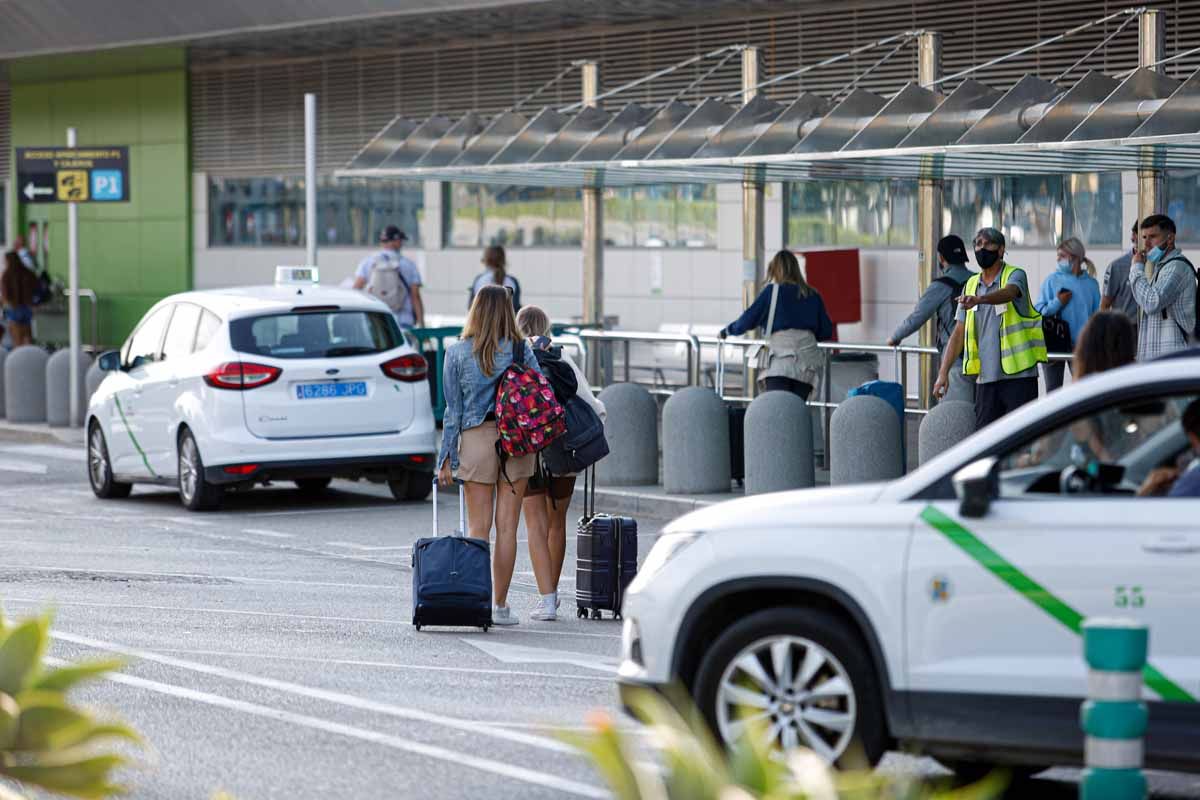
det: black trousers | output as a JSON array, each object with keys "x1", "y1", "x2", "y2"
[
  {"x1": 975, "y1": 377, "x2": 1039, "y2": 431},
  {"x1": 763, "y1": 377, "x2": 813, "y2": 401}
]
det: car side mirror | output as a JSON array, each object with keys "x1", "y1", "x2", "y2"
[
  {"x1": 98, "y1": 351, "x2": 121, "y2": 372},
  {"x1": 953, "y1": 456, "x2": 1000, "y2": 518}
]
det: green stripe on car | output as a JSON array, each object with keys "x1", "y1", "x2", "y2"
[
  {"x1": 112, "y1": 394, "x2": 158, "y2": 478},
  {"x1": 920, "y1": 505, "x2": 1196, "y2": 703}
]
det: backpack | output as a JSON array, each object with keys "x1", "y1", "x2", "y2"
[
  {"x1": 367, "y1": 254, "x2": 411, "y2": 314},
  {"x1": 540, "y1": 394, "x2": 609, "y2": 476},
  {"x1": 531, "y1": 342, "x2": 578, "y2": 404},
  {"x1": 1159, "y1": 255, "x2": 1200, "y2": 342},
  {"x1": 494, "y1": 344, "x2": 567, "y2": 460},
  {"x1": 932, "y1": 275, "x2": 965, "y2": 348}
]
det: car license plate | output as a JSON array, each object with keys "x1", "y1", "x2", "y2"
[{"x1": 295, "y1": 381, "x2": 367, "y2": 400}]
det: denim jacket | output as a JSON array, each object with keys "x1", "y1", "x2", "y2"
[{"x1": 438, "y1": 337, "x2": 542, "y2": 470}]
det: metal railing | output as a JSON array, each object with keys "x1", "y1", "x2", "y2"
[{"x1": 64, "y1": 288, "x2": 99, "y2": 352}]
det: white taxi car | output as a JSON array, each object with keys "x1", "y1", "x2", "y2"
[
  {"x1": 619, "y1": 352, "x2": 1200, "y2": 777},
  {"x1": 87, "y1": 268, "x2": 437, "y2": 510}
]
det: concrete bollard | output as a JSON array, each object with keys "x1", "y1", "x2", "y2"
[
  {"x1": 46, "y1": 349, "x2": 92, "y2": 427},
  {"x1": 830, "y1": 394, "x2": 902, "y2": 485},
  {"x1": 0, "y1": 348, "x2": 7, "y2": 419},
  {"x1": 745, "y1": 390, "x2": 814, "y2": 495},
  {"x1": 4, "y1": 345, "x2": 51, "y2": 423},
  {"x1": 663, "y1": 386, "x2": 730, "y2": 494},
  {"x1": 596, "y1": 383, "x2": 659, "y2": 486},
  {"x1": 86, "y1": 360, "x2": 107, "y2": 404},
  {"x1": 1081, "y1": 618, "x2": 1148, "y2": 800},
  {"x1": 918, "y1": 400, "x2": 976, "y2": 465}
]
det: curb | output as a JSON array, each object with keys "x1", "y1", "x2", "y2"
[
  {"x1": 572, "y1": 485, "x2": 722, "y2": 522},
  {"x1": 0, "y1": 421, "x2": 86, "y2": 446}
]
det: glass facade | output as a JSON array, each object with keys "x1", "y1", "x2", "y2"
[
  {"x1": 786, "y1": 174, "x2": 1122, "y2": 249},
  {"x1": 1167, "y1": 171, "x2": 1200, "y2": 242},
  {"x1": 208, "y1": 176, "x2": 424, "y2": 247},
  {"x1": 445, "y1": 183, "x2": 716, "y2": 248}
]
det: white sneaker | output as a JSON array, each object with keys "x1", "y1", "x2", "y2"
[
  {"x1": 493, "y1": 605, "x2": 519, "y2": 626},
  {"x1": 531, "y1": 594, "x2": 558, "y2": 621}
]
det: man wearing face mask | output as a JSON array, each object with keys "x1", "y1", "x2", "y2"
[
  {"x1": 1129, "y1": 214, "x2": 1197, "y2": 361},
  {"x1": 933, "y1": 227, "x2": 1047, "y2": 431},
  {"x1": 1101, "y1": 223, "x2": 1141, "y2": 324},
  {"x1": 887, "y1": 234, "x2": 976, "y2": 403}
]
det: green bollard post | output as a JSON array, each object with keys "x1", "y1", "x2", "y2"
[{"x1": 1080, "y1": 618, "x2": 1148, "y2": 800}]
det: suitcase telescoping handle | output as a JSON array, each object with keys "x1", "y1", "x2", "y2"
[{"x1": 431, "y1": 477, "x2": 467, "y2": 537}]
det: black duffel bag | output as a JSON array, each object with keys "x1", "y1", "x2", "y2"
[
  {"x1": 1042, "y1": 314, "x2": 1072, "y2": 355},
  {"x1": 540, "y1": 395, "x2": 609, "y2": 476}
]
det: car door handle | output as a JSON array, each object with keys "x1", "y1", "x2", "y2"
[{"x1": 1141, "y1": 535, "x2": 1200, "y2": 554}]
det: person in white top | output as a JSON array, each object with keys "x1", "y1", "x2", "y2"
[
  {"x1": 352, "y1": 225, "x2": 424, "y2": 328},
  {"x1": 516, "y1": 305, "x2": 605, "y2": 622}
]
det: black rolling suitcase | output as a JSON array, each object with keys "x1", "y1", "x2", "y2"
[
  {"x1": 576, "y1": 469, "x2": 638, "y2": 620},
  {"x1": 716, "y1": 343, "x2": 746, "y2": 483},
  {"x1": 412, "y1": 478, "x2": 492, "y2": 632}
]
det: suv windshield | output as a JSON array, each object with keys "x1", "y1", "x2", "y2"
[{"x1": 230, "y1": 310, "x2": 401, "y2": 359}]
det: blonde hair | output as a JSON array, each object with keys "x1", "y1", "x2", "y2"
[
  {"x1": 766, "y1": 250, "x2": 813, "y2": 297},
  {"x1": 516, "y1": 305, "x2": 552, "y2": 338},
  {"x1": 462, "y1": 284, "x2": 523, "y2": 374},
  {"x1": 1058, "y1": 237, "x2": 1096, "y2": 278}
]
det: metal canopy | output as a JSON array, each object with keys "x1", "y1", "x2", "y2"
[{"x1": 339, "y1": 63, "x2": 1200, "y2": 186}]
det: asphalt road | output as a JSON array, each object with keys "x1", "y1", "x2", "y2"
[{"x1": 1, "y1": 433, "x2": 1198, "y2": 799}]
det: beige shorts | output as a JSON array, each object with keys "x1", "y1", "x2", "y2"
[{"x1": 457, "y1": 421, "x2": 536, "y2": 485}]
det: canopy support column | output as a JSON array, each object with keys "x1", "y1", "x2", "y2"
[
  {"x1": 1138, "y1": 9, "x2": 1166, "y2": 279},
  {"x1": 917, "y1": 31, "x2": 943, "y2": 410},
  {"x1": 741, "y1": 47, "x2": 766, "y2": 396},
  {"x1": 581, "y1": 62, "x2": 604, "y2": 331}
]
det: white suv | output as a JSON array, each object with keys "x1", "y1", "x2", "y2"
[
  {"x1": 619, "y1": 354, "x2": 1200, "y2": 776},
  {"x1": 87, "y1": 271, "x2": 437, "y2": 510}
]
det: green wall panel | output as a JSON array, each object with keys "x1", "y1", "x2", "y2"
[{"x1": 11, "y1": 46, "x2": 189, "y2": 347}]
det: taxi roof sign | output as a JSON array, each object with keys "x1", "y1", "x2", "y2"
[{"x1": 275, "y1": 266, "x2": 319, "y2": 286}]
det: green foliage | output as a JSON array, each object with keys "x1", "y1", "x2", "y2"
[
  {"x1": 566, "y1": 688, "x2": 1008, "y2": 800},
  {"x1": 0, "y1": 606, "x2": 139, "y2": 799}
]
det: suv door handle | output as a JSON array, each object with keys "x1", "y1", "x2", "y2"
[{"x1": 1141, "y1": 535, "x2": 1200, "y2": 554}]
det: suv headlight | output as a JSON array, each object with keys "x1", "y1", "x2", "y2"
[{"x1": 628, "y1": 532, "x2": 701, "y2": 593}]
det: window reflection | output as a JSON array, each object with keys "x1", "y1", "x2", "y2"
[
  {"x1": 446, "y1": 183, "x2": 715, "y2": 248},
  {"x1": 1005, "y1": 176, "x2": 1062, "y2": 247},
  {"x1": 1066, "y1": 173, "x2": 1122, "y2": 246},
  {"x1": 208, "y1": 176, "x2": 423, "y2": 247},
  {"x1": 1167, "y1": 171, "x2": 1200, "y2": 242}
]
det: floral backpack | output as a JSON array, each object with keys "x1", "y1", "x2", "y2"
[{"x1": 494, "y1": 344, "x2": 567, "y2": 464}]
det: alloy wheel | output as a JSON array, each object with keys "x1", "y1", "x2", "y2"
[
  {"x1": 714, "y1": 634, "x2": 857, "y2": 762},
  {"x1": 88, "y1": 428, "x2": 108, "y2": 488},
  {"x1": 179, "y1": 437, "x2": 199, "y2": 504}
]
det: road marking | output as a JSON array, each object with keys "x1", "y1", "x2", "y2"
[
  {"x1": 464, "y1": 639, "x2": 620, "y2": 674},
  {"x1": 2, "y1": 565, "x2": 394, "y2": 590},
  {"x1": 168, "y1": 516, "x2": 215, "y2": 527},
  {"x1": 44, "y1": 656, "x2": 605, "y2": 798},
  {"x1": 0, "y1": 458, "x2": 48, "y2": 474},
  {"x1": 147, "y1": 649, "x2": 612, "y2": 682},
  {"x1": 244, "y1": 504, "x2": 402, "y2": 518},
  {"x1": 241, "y1": 528, "x2": 295, "y2": 539},
  {"x1": 0, "y1": 443, "x2": 86, "y2": 462},
  {"x1": 3, "y1": 598, "x2": 622, "y2": 640},
  {"x1": 54, "y1": 631, "x2": 580, "y2": 756},
  {"x1": 325, "y1": 541, "x2": 411, "y2": 551}
]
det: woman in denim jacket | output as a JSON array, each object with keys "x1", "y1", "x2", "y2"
[{"x1": 437, "y1": 285, "x2": 542, "y2": 626}]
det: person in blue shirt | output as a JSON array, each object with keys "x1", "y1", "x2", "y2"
[
  {"x1": 719, "y1": 250, "x2": 833, "y2": 400},
  {"x1": 1138, "y1": 399, "x2": 1200, "y2": 498},
  {"x1": 1036, "y1": 236, "x2": 1101, "y2": 392}
]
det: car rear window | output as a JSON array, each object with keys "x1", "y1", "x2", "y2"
[{"x1": 230, "y1": 310, "x2": 402, "y2": 359}]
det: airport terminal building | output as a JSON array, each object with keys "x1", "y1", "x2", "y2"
[{"x1": 2, "y1": 0, "x2": 1199, "y2": 345}]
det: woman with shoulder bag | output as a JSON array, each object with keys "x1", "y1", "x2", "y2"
[{"x1": 718, "y1": 249, "x2": 833, "y2": 400}]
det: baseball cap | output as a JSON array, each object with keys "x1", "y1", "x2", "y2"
[
  {"x1": 380, "y1": 225, "x2": 408, "y2": 243},
  {"x1": 937, "y1": 234, "x2": 969, "y2": 265}
]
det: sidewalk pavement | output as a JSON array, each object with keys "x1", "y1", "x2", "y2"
[{"x1": 0, "y1": 419, "x2": 85, "y2": 446}]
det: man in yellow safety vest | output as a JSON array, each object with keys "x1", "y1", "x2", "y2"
[{"x1": 933, "y1": 226, "x2": 1047, "y2": 431}]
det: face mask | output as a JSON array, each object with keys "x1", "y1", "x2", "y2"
[
  {"x1": 975, "y1": 248, "x2": 999, "y2": 269},
  {"x1": 1147, "y1": 245, "x2": 1165, "y2": 263},
  {"x1": 1057, "y1": 259, "x2": 1073, "y2": 274}
]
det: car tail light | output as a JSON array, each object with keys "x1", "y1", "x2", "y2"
[
  {"x1": 204, "y1": 362, "x2": 281, "y2": 390},
  {"x1": 223, "y1": 464, "x2": 259, "y2": 475},
  {"x1": 381, "y1": 354, "x2": 427, "y2": 383}
]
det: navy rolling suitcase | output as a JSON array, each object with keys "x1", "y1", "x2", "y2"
[
  {"x1": 412, "y1": 478, "x2": 492, "y2": 632},
  {"x1": 576, "y1": 469, "x2": 638, "y2": 621}
]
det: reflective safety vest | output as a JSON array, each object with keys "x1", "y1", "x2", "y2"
[{"x1": 962, "y1": 264, "x2": 1048, "y2": 376}]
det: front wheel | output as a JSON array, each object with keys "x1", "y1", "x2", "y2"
[
  {"x1": 694, "y1": 607, "x2": 888, "y2": 768},
  {"x1": 88, "y1": 423, "x2": 132, "y2": 499},
  {"x1": 178, "y1": 430, "x2": 224, "y2": 511}
]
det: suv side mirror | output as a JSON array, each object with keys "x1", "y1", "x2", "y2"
[
  {"x1": 98, "y1": 351, "x2": 121, "y2": 372},
  {"x1": 953, "y1": 456, "x2": 1000, "y2": 518}
]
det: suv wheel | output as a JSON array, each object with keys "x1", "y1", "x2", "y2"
[
  {"x1": 178, "y1": 430, "x2": 224, "y2": 511},
  {"x1": 87, "y1": 423, "x2": 132, "y2": 499},
  {"x1": 388, "y1": 472, "x2": 433, "y2": 502},
  {"x1": 694, "y1": 607, "x2": 887, "y2": 767}
]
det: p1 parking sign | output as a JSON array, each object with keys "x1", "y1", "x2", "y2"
[
  {"x1": 16, "y1": 146, "x2": 130, "y2": 204},
  {"x1": 91, "y1": 170, "x2": 123, "y2": 201}
]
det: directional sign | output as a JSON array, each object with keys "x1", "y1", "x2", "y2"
[{"x1": 17, "y1": 146, "x2": 130, "y2": 204}]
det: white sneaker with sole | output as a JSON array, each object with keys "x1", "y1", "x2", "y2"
[
  {"x1": 492, "y1": 605, "x2": 519, "y2": 626},
  {"x1": 530, "y1": 594, "x2": 557, "y2": 621}
]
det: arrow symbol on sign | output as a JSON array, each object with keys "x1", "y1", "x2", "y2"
[
  {"x1": 23, "y1": 182, "x2": 52, "y2": 201},
  {"x1": 461, "y1": 638, "x2": 620, "y2": 674}
]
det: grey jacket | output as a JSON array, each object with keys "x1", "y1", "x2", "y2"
[{"x1": 891, "y1": 264, "x2": 975, "y2": 351}]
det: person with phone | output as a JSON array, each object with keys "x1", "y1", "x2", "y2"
[{"x1": 1128, "y1": 214, "x2": 1197, "y2": 361}]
